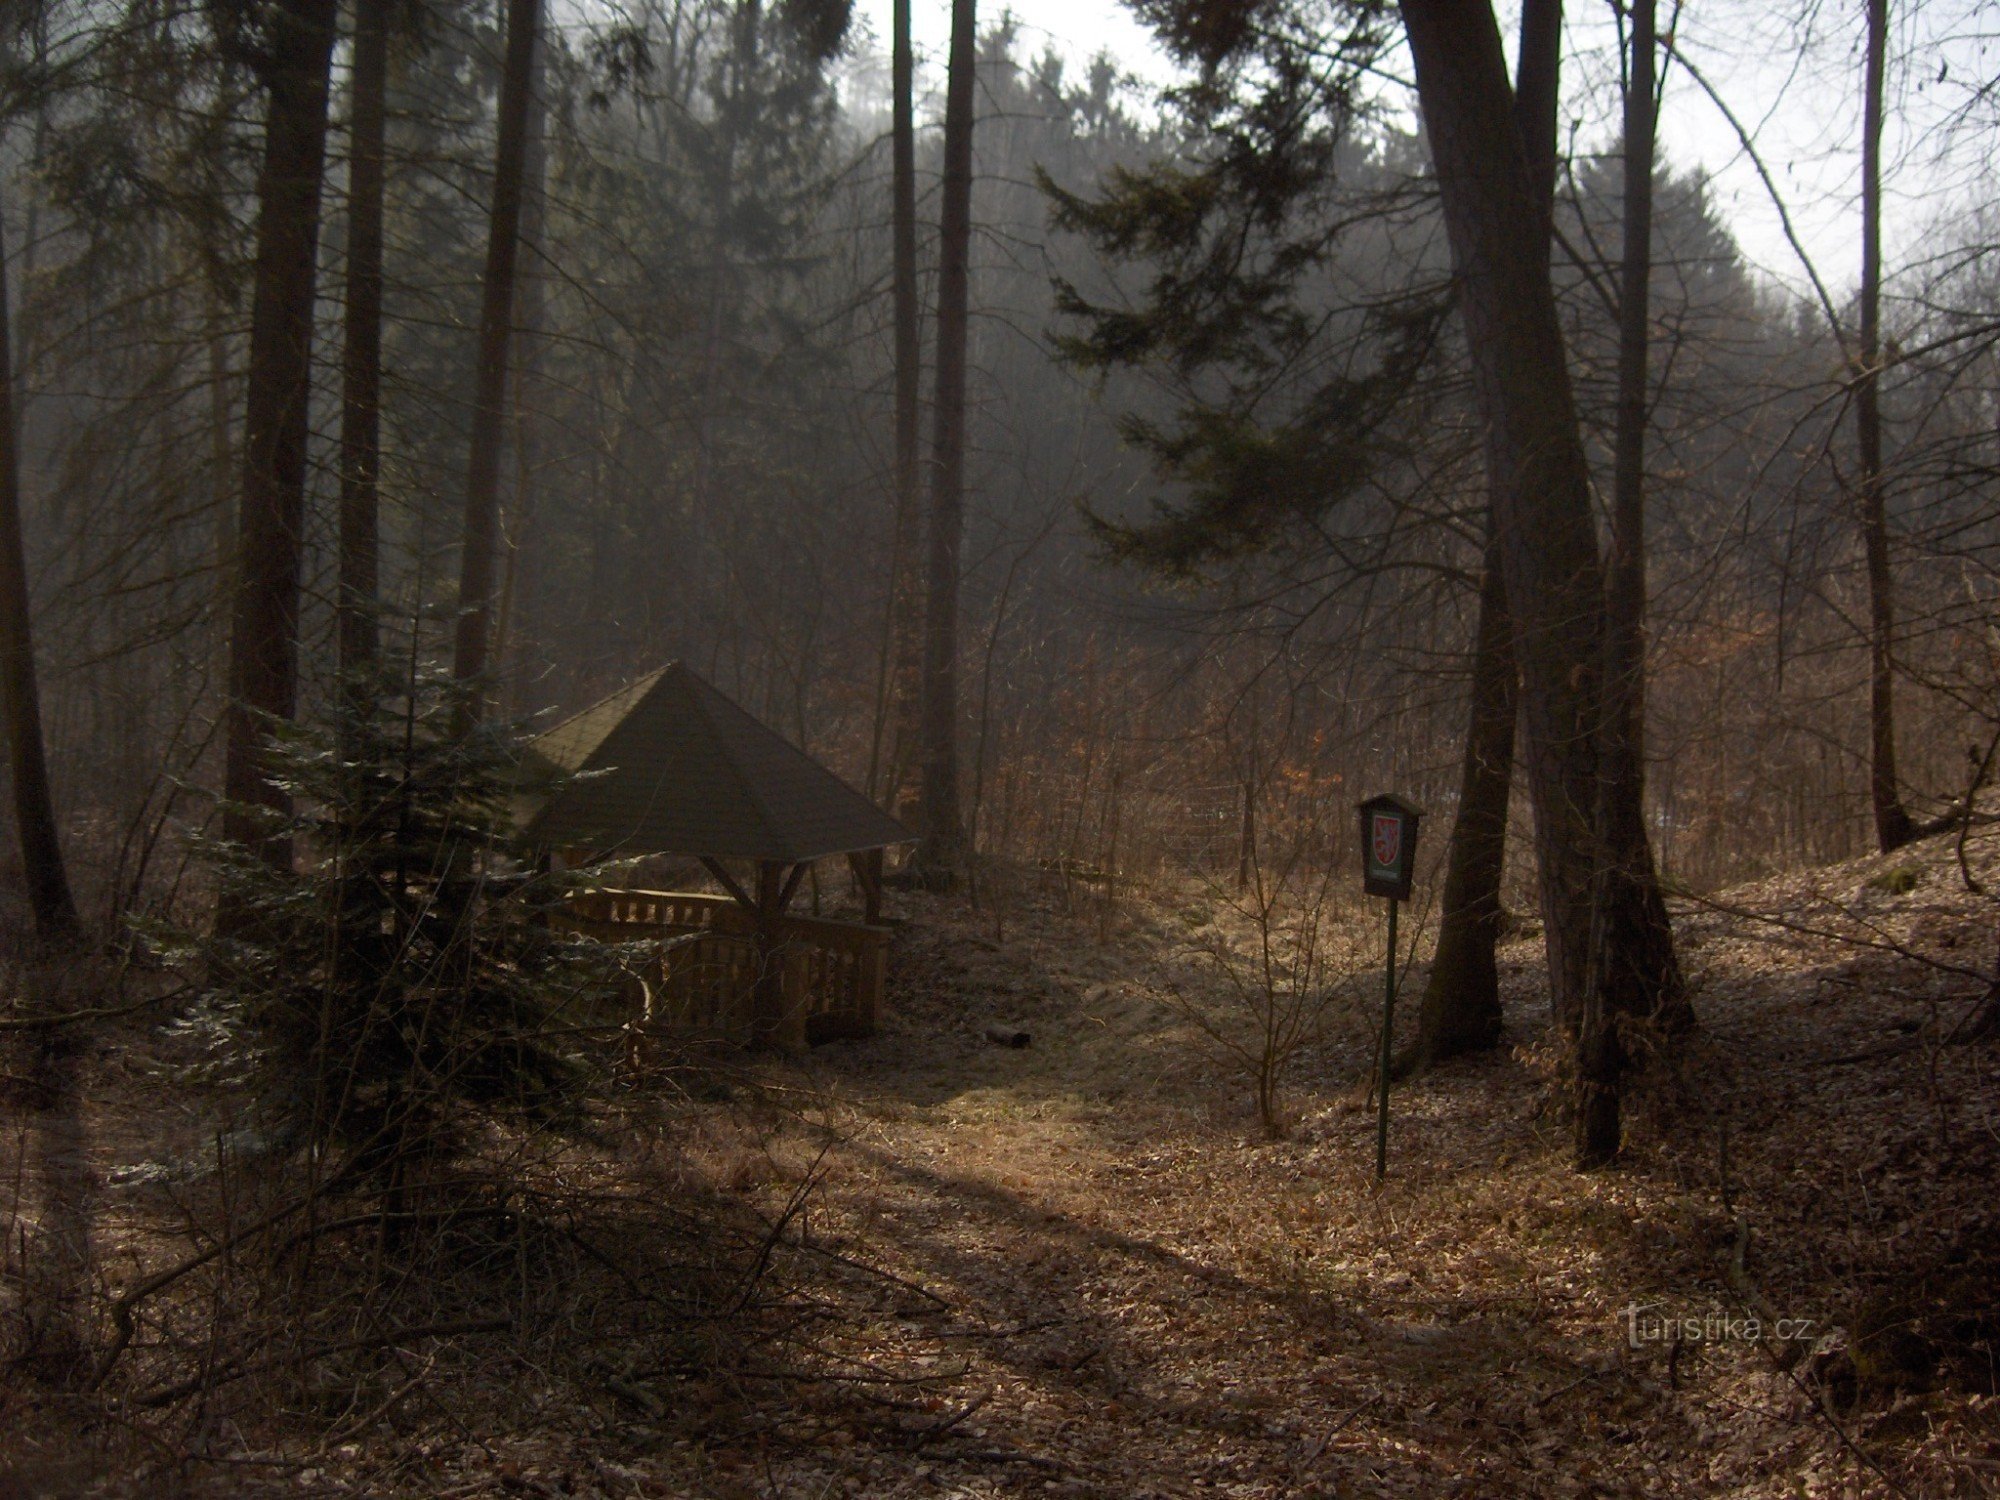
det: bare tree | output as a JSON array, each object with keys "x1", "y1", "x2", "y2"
[
  {"x1": 1406, "y1": 0, "x2": 1555, "y2": 1069},
  {"x1": 1398, "y1": 0, "x2": 1639, "y2": 1165},
  {"x1": 1597, "y1": 0, "x2": 1688, "y2": 1029},
  {"x1": 1858, "y1": 0, "x2": 1913, "y2": 852}
]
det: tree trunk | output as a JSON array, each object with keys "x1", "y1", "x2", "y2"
[
  {"x1": 333, "y1": 0, "x2": 391, "y2": 988},
  {"x1": 914, "y1": 0, "x2": 975, "y2": 887},
  {"x1": 883, "y1": 0, "x2": 923, "y2": 814},
  {"x1": 1398, "y1": 0, "x2": 1624, "y2": 1166},
  {"x1": 221, "y1": 0, "x2": 339, "y2": 877},
  {"x1": 1511, "y1": 0, "x2": 1560, "y2": 221},
  {"x1": 337, "y1": 0, "x2": 388, "y2": 694},
  {"x1": 0, "y1": 183, "x2": 77, "y2": 940},
  {"x1": 451, "y1": 0, "x2": 542, "y2": 703},
  {"x1": 1237, "y1": 776, "x2": 1255, "y2": 889},
  {"x1": 1404, "y1": 0, "x2": 1552, "y2": 1069},
  {"x1": 207, "y1": 312, "x2": 234, "y2": 675},
  {"x1": 681, "y1": 0, "x2": 759, "y2": 672},
  {"x1": 1600, "y1": 0, "x2": 1690, "y2": 1032},
  {"x1": 1858, "y1": 0, "x2": 1912, "y2": 853},
  {"x1": 495, "y1": 15, "x2": 550, "y2": 715},
  {"x1": 1407, "y1": 549, "x2": 1512, "y2": 1067}
]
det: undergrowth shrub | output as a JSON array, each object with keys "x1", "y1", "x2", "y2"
[
  {"x1": 154, "y1": 669, "x2": 621, "y2": 1213},
  {"x1": 1160, "y1": 823, "x2": 1361, "y2": 1136}
]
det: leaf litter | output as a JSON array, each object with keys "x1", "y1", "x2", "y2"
[{"x1": 5, "y1": 828, "x2": 1997, "y2": 1497}]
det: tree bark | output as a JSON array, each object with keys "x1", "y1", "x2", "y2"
[
  {"x1": 337, "y1": 0, "x2": 388, "y2": 695},
  {"x1": 681, "y1": 0, "x2": 759, "y2": 670},
  {"x1": 222, "y1": 0, "x2": 339, "y2": 877},
  {"x1": 1398, "y1": 0, "x2": 1624, "y2": 1165},
  {"x1": 1408, "y1": 549, "x2": 1512, "y2": 1066},
  {"x1": 1404, "y1": 0, "x2": 1552, "y2": 1069},
  {"x1": 451, "y1": 0, "x2": 542, "y2": 703},
  {"x1": 494, "y1": 14, "x2": 550, "y2": 714},
  {"x1": 883, "y1": 0, "x2": 923, "y2": 813},
  {"x1": 1511, "y1": 0, "x2": 1560, "y2": 222},
  {"x1": 1858, "y1": 0, "x2": 1912, "y2": 853},
  {"x1": 1600, "y1": 0, "x2": 1690, "y2": 1031},
  {"x1": 0, "y1": 183, "x2": 77, "y2": 939},
  {"x1": 333, "y1": 0, "x2": 391, "y2": 987},
  {"x1": 1237, "y1": 775, "x2": 1255, "y2": 890},
  {"x1": 914, "y1": 0, "x2": 975, "y2": 887}
]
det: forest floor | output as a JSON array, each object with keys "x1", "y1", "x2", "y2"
[{"x1": 5, "y1": 825, "x2": 2000, "y2": 1498}]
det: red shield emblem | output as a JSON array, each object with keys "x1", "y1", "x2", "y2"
[{"x1": 1372, "y1": 813, "x2": 1401, "y2": 870}]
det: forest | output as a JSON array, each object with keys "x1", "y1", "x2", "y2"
[{"x1": 0, "y1": 0, "x2": 1996, "y2": 1491}]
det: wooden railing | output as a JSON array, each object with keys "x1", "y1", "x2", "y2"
[{"x1": 557, "y1": 888, "x2": 889, "y2": 1049}]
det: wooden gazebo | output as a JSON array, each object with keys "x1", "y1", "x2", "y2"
[{"x1": 520, "y1": 663, "x2": 912, "y2": 1050}]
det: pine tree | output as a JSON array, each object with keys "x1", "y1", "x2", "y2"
[{"x1": 176, "y1": 671, "x2": 606, "y2": 1200}]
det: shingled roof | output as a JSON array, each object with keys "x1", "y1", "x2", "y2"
[{"x1": 520, "y1": 663, "x2": 912, "y2": 863}]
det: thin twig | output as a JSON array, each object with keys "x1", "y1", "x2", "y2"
[
  {"x1": 912, "y1": 1391, "x2": 990, "y2": 1448},
  {"x1": 129, "y1": 1318, "x2": 512, "y2": 1408}
]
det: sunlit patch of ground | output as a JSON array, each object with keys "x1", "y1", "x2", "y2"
[{"x1": 731, "y1": 840, "x2": 1998, "y2": 1498}]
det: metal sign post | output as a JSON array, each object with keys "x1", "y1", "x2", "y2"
[
  {"x1": 1376, "y1": 895, "x2": 1398, "y2": 1180},
  {"x1": 1357, "y1": 794, "x2": 1421, "y2": 1182}
]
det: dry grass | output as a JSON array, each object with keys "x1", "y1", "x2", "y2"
[{"x1": 3, "y1": 829, "x2": 1998, "y2": 1496}]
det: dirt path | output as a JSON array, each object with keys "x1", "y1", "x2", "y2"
[
  {"x1": 713, "y1": 865, "x2": 1999, "y2": 1499},
  {"x1": 766, "y1": 906, "x2": 1651, "y2": 1499}
]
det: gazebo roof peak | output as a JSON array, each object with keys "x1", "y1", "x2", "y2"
[{"x1": 522, "y1": 661, "x2": 911, "y2": 864}]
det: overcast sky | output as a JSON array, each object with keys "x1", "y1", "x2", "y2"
[{"x1": 854, "y1": 0, "x2": 1999, "y2": 306}]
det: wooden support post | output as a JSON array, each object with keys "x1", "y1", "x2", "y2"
[
  {"x1": 858, "y1": 930, "x2": 887, "y2": 1035},
  {"x1": 778, "y1": 860, "x2": 808, "y2": 912},
  {"x1": 752, "y1": 860, "x2": 785, "y2": 1048},
  {"x1": 749, "y1": 860, "x2": 810, "y2": 1052},
  {"x1": 781, "y1": 943, "x2": 812, "y2": 1049},
  {"x1": 848, "y1": 847, "x2": 886, "y2": 925}
]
